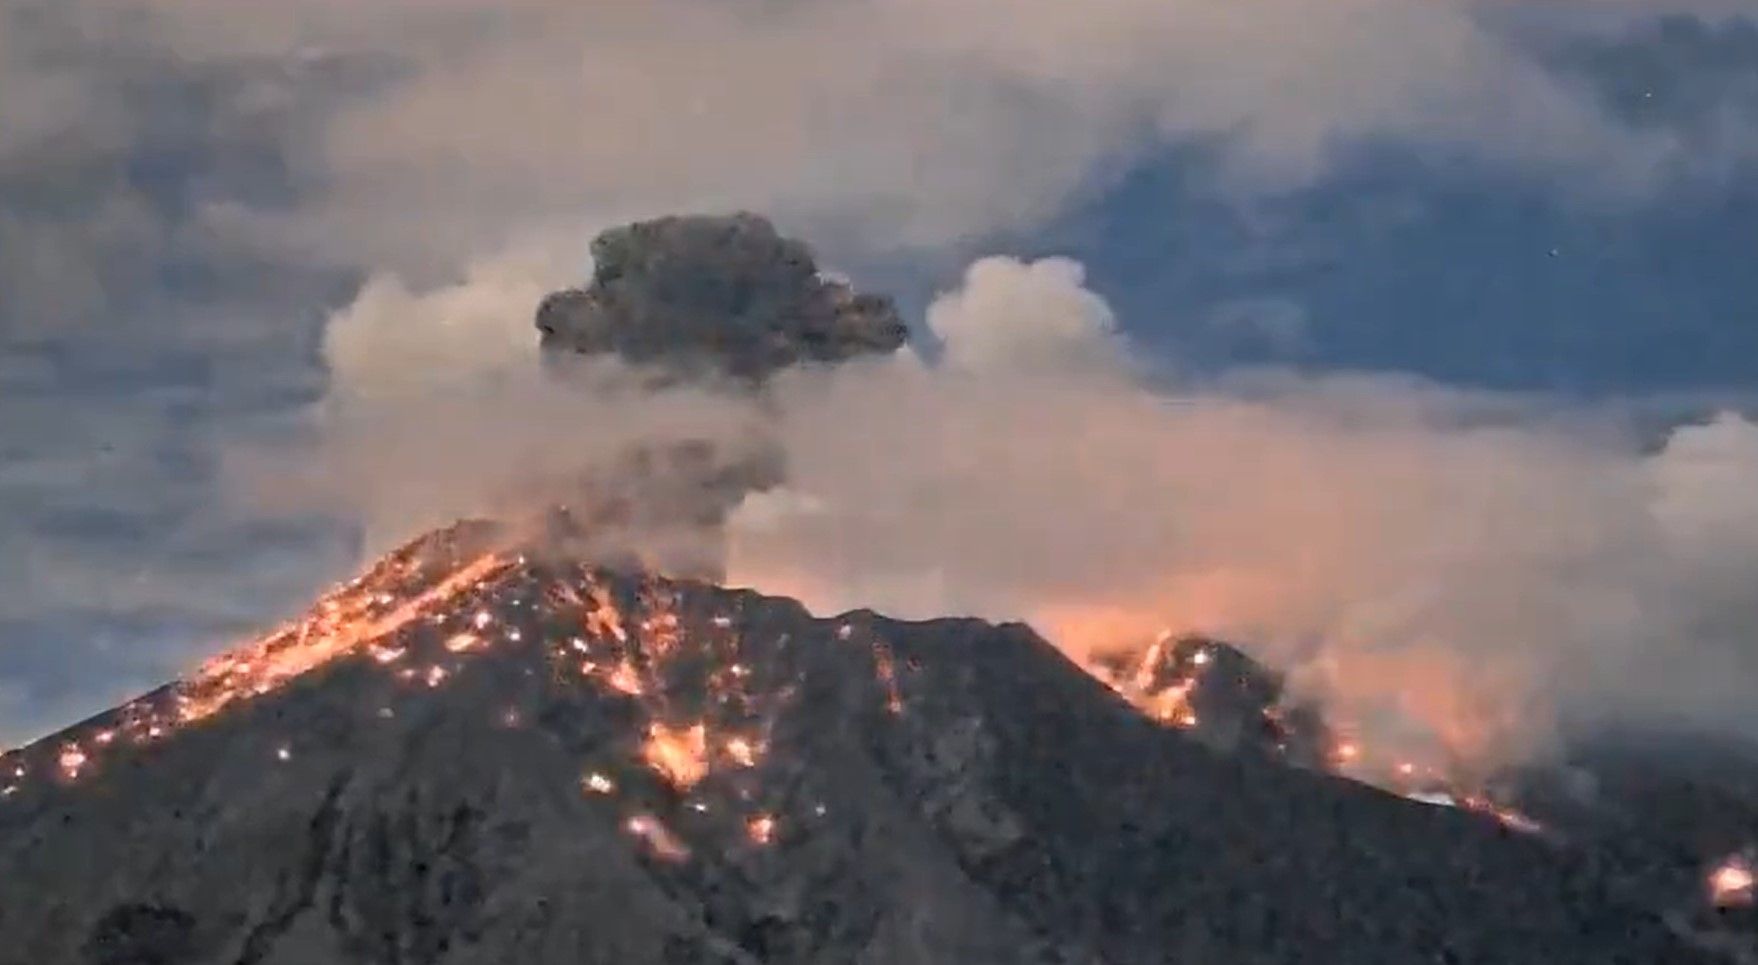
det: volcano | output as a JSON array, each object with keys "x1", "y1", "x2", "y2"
[
  {"x1": 0, "y1": 520, "x2": 1732, "y2": 965},
  {"x1": 4, "y1": 213, "x2": 1755, "y2": 963}
]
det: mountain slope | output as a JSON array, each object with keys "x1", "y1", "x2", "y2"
[{"x1": 0, "y1": 524, "x2": 1715, "y2": 964}]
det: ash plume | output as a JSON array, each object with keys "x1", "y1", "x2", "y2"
[
  {"x1": 259, "y1": 215, "x2": 902, "y2": 584},
  {"x1": 537, "y1": 213, "x2": 907, "y2": 384},
  {"x1": 530, "y1": 213, "x2": 904, "y2": 580}
]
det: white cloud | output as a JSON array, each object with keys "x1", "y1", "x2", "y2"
[{"x1": 927, "y1": 257, "x2": 1122, "y2": 373}]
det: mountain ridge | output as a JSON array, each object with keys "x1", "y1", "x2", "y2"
[{"x1": 0, "y1": 523, "x2": 1718, "y2": 964}]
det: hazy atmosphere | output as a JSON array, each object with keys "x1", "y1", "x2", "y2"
[{"x1": 6, "y1": 0, "x2": 1758, "y2": 768}]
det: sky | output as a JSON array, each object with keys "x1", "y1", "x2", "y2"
[{"x1": 3, "y1": 0, "x2": 1758, "y2": 751}]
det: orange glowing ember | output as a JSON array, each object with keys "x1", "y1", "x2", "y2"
[
  {"x1": 57, "y1": 745, "x2": 88, "y2": 779},
  {"x1": 1459, "y1": 796, "x2": 1545, "y2": 836},
  {"x1": 724, "y1": 736, "x2": 760, "y2": 768},
  {"x1": 585, "y1": 585, "x2": 628, "y2": 642},
  {"x1": 1710, "y1": 855, "x2": 1755, "y2": 907},
  {"x1": 642, "y1": 722, "x2": 709, "y2": 790},
  {"x1": 625, "y1": 814, "x2": 689, "y2": 861},
  {"x1": 1080, "y1": 633, "x2": 1211, "y2": 730},
  {"x1": 871, "y1": 642, "x2": 906, "y2": 715},
  {"x1": 747, "y1": 813, "x2": 777, "y2": 845},
  {"x1": 604, "y1": 660, "x2": 645, "y2": 696}
]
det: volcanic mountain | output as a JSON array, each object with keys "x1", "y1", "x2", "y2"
[
  {"x1": 4, "y1": 213, "x2": 1754, "y2": 963},
  {"x1": 0, "y1": 520, "x2": 1731, "y2": 964}
]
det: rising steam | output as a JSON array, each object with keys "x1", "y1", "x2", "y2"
[{"x1": 261, "y1": 239, "x2": 1758, "y2": 778}]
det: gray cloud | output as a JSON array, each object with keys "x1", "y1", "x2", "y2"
[{"x1": 10, "y1": 0, "x2": 1746, "y2": 281}]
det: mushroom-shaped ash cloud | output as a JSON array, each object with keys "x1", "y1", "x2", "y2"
[
  {"x1": 527, "y1": 213, "x2": 906, "y2": 582},
  {"x1": 537, "y1": 212, "x2": 909, "y2": 382}
]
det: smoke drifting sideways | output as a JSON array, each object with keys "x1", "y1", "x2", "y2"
[{"x1": 248, "y1": 217, "x2": 1758, "y2": 778}]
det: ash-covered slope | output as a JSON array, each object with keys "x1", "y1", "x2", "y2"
[
  {"x1": 1506, "y1": 730, "x2": 1758, "y2": 953},
  {"x1": 0, "y1": 524, "x2": 1715, "y2": 964}
]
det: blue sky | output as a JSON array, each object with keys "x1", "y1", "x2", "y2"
[{"x1": 3, "y1": 1, "x2": 1758, "y2": 745}]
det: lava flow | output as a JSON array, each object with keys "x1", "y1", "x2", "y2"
[
  {"x1": 178, "y1": 549, "x2": 513, "y2": 724},
  {"x1": 0, "y1": 522, "x2": 520, "y2": 798},
  {"x1": 1086, "y1": 634, "x2": 1202, "y2": 729}
]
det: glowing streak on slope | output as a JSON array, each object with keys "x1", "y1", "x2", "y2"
[
  {"x1": 872, "y1": 641, "x2": 905, "y2": 715},
  {"x1": 586, "y1": 586, "x2": 628, "y2": 642},
  {"x1": 625, "y1": 814, "x2": 689, "y2": 861},
  {"x1": 57, "y1": 745, "x2": 88, "y2": 780},
  {"x1": 176, "y1": 552, "x2": 510, "y2": 723}
]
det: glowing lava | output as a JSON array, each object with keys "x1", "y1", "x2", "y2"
[
  {"x1": 178, "y1": 550, "x2": 510, "y2": 724},
  {"x1": 724, "y1": 736, "x2": 760, "y2": 768},
  {"x1": 871, "y1": 641, "x2": 906, "y2": 715},
  {"x1": 1710, "y1": 855, "x2": 1755, "y2": 908},
  {"x1": 57, "y1": 745, "x2": 88, "y2": 781},
  {"x1": 1087, "y1": 628, "x2": 1545, "y2": 836},
  {"x1": 747, "y1": 813, "x2": 777, "y2": 846},
  {"x1": 625, "y1": 814, "x2": 689, "y2": 861},
  {"x1": 642, "y1": 722, "x2": 709, "y2": 790}
]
